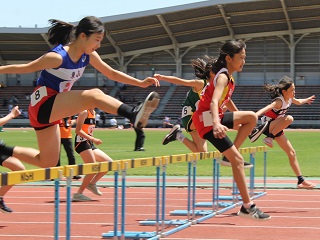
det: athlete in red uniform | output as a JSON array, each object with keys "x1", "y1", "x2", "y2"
[{"x1": 193, "y1": 40, "x2": 270, "y2": 221}]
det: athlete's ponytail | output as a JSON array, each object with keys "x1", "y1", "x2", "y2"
[
  {"x1": 48, "y1": 16, "x2": 105, "y2": 46},
  {"x1": 48, "y1": 19, "x2": 74, "y2": 46},
  {"x1": 264, "y1": 76, "x2": 293, "y2": 99},
  {"x1": 191, "y1": 55, "x2": 216, "y2": 80}
]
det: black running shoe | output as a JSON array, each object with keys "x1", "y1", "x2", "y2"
[
  {"x1": 219, "y1": 156, "x2": 253, "y2": 169},
  {"x1": 238, "y1": 204, "x2": 271, "y2": 221},
  {"x1": 132, "y1": 92, "x2": 160, "y2": 129},
  {"x1": 162, "y1": 124, "x2": 181, "y2": 145},
  {"x1": 0, "y1": 197, "x2": 13, "y2": 214},
  {"x1": 72, "y1": 175, "x2": 82, "y2": 180},
  {"x1": 248, "y1": 122, "x2": 268, "y2": 143}
]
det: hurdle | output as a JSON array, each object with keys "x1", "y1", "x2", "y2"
[
  {"x1": 0, "y1": 146, "x2": 267, "y2": 240},
  {"x1": 0, "y1": 166, "x2": 64, "y2": 239}
]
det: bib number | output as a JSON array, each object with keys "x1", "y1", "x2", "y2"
[
  {"x1": 30, "y1": 86, "x2": 48, "y2": 107},
  {"x1": 181, "y1": 106, "x2": 192, "y2": 118},
  {"x1": 202, "y1": 110, "x2": 213, "y2": 127}
]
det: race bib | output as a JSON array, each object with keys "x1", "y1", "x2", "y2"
[
  {"x1": 30, "y1": 86, "x2": 48, "y2": 107},
  {"x1": 76, "y1": 135, "x2": 86, "y2": 142},
  {"x1": 202, "y1": 110, "x2": 213, "y2": 127},
  {"x1": 181, "y1": 106, "x2": 193, "y2": 118}
]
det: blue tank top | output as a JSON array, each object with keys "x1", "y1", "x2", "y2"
[{"x1": 37, "y1": 44, "x2": 90, "y2": 92}]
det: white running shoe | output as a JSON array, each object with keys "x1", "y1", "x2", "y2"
[
  {"x1": 72, "y1": 193, "x2": 92, "y2": 202},
  {"x1": 133, "y1": 92, "x2": 160, "y2": 129},
  {"x1": 86, "y1": 183, "x2": 102, "y2": 196}
]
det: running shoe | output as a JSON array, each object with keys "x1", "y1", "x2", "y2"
[
  {"x1": 162, "y1": 124, "x2": 181, "y2": 145},
  {"x1": 238, "y1": 204, "x2": 271, "y2": 221},
  {"x1": 132, "y1": 92, "x2": 160, "y2": 129},
  {"x1": 0, "y1": 197, "x2": 13, "y2": 213},
  {"x1": 263, "y1": 137, "x2": 273, "y2": 148},
  {"x1": 86, "y1": 183, "x2": 102, "y2": 196},
  {"x1": 248, "y1": 122, "x2": 268, "y2": 143},
  {"x1": 72, "y1": 193, "x2": 92, "y2": 202}
]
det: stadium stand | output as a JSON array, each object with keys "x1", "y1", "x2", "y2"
[{"x1": 1, "y1": 85, "x2": 319, "y2": 128}]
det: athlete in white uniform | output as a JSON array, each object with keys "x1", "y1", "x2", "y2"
[{"x1": 249, "y1": 76, "x2": 316, "y2": 189}]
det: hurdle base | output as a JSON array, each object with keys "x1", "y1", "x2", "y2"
[
  {"x1": 195, "y1": 201, "x2": 233, "y2": 208},
  {"x1": 139, "y1": 219, "x2": 188, "y2": 226},
  {"x1": 102, "y1": 231, "x2": 157, "y2": 239},
  {"x1": 170, "y1": 209, "x2": 214, "y2": 216}
]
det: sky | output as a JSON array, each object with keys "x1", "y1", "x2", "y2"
[{"x1": 0, "y1": 0, "x2": 206, "y2": 28}]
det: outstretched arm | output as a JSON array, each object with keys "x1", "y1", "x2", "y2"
[
  {"x1": 89, "y1": 52, "x2": 159, "y2": 88},
  {"x1": 0, "y1": 106, "x2": 21, "y2": 126},
  {"x1": 153, "y1": 74, "x2": 204, "y2": 92},
  {"x1": 0, "y1": 52, "x2": 62, "y2": 74},
  {"x1": 255, "y1": 100, "x2": 279, "y2": 117},
  {"x1": 292, "y1": 95, "x2": 315, "y2": 105}
]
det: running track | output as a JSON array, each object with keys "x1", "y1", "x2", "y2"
[{"x1": 0, "y1": 177, "x2": 320, "y2": 240}]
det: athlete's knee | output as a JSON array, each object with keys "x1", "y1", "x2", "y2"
[
  {"x1": 285, "y1": 115, "x2": 294, "y2": 123},
  {"x1": 244, "y1": 111, "x2": 258, "y2": 123},
  {"x1": 84, "y1": 88, "x2": 105, "y2": 99}
]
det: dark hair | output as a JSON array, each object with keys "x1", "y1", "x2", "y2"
[
  {"x1": 191, "y1": 55, "x2": 216, "y2": 80},
  {"x1": 48, "y1": 16, "x2": 105, "y2": 46},
  {"x1": 264, "y1": 76, "x2": 293, "y2": 99},
  {"x1": 213, "y1": 40, "x2": 246, "y2": 74}
]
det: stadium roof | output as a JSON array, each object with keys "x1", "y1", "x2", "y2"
[{"x1": 0, "y1": 0, "x2": 320, "y2": 64}]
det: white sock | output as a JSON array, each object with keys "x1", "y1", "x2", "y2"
[{"x1": 176, "y1": 131, "x2": 185, "y2": 142}]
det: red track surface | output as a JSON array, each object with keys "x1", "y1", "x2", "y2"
[{"x1": 0, "y1": 182, "x2": 320, "y2": 240}]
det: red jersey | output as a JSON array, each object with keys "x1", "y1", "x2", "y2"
[{"x1": 192, "y1": 68, "x2": 235, "y2": 138}]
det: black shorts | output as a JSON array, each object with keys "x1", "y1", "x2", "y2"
[
  {"x1": 203, "y1": 112, "x2": 234, "y2": 153},
  {"x1": 263, "y1": 120, "x2": 284, "y2": 138},
  {"x1": 0, "y1": 155, "x2": 10, "y2": 166},
  {"x1": 74, "y1": 140, "x2": 97, "y2": 154}
]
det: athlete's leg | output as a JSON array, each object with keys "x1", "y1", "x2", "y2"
[
  {"x1": 274, "y1": 134, "x2": 302, "y2": 177},
  {"x1": 182, "y1": 130, "x2": 208, "y2": 152},
  {"x1": 269, "y1": 116, "x2": 293, "y2": 136},
  {"x1": 0, "y1": 157, "x2": 25, "y2": 196},
  {"x1": 11, "y1": 125, "x2": 61, "y2": 168},
  {"x1": 50, "y1": 89, "x2": 122, "y2": 123},
  {"x1": 232, "y1": 111, "x2": 257, "y2": 149},
  {"x1": 89, "y1": 149, "x2": 112, "y2": 184},
  {"x1": 77, "y1": 149, "x2": 96, "y2": 194}
]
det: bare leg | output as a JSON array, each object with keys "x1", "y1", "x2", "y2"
[
  {"x1": 12, "y1": 125, "x2": 61, "y2": 168},
  {"x1": 223, "y1": 146, "x2": 251, "y2": 204},
  {"x1": 232, "y1": 111, "x2": 257, "y2": 149},
  {"x1": 182, "y1": 130, "x2": 207, "y2": 152},
  {"x1": 274, "y1": 134, "x2": 302, "y2": 176},
  {"x1": 269, "y1": 116, "x2": 293, "y2": 136},
  {"x1": 89, "y1": 149, "x2": 113, "y2": 184},
  {"x1": 0, "y1": 157, "x2": 25, "y2": 196}
]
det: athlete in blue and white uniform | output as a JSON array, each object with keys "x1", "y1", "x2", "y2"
[{"x1": 0, "y1": 16, "x2": 160, "y2": 169}]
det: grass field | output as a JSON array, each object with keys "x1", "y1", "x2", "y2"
[{"x1": 0, "y1": 127, "x2": 318, "y2": 177}]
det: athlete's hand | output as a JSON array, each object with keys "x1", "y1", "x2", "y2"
[
  {"x1": 92, "y1": 137, "x2": 103, "y2": 145},
  {"x1": 10, "y1": 106, "x2": 21, "y2": 118},
  {"x1": 306, "y1": 95, "x2": 315, "y2": 104},
  {"x1": 213, "y1": 123, "x2": 228, "y2": 139},
  {"x1": 140, "y1": 77, "x2": 160, "y2": 88}
]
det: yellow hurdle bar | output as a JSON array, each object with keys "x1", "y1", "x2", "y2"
[{"x1": 0, "y1": 147, "x2": 266, "y2": 186}]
